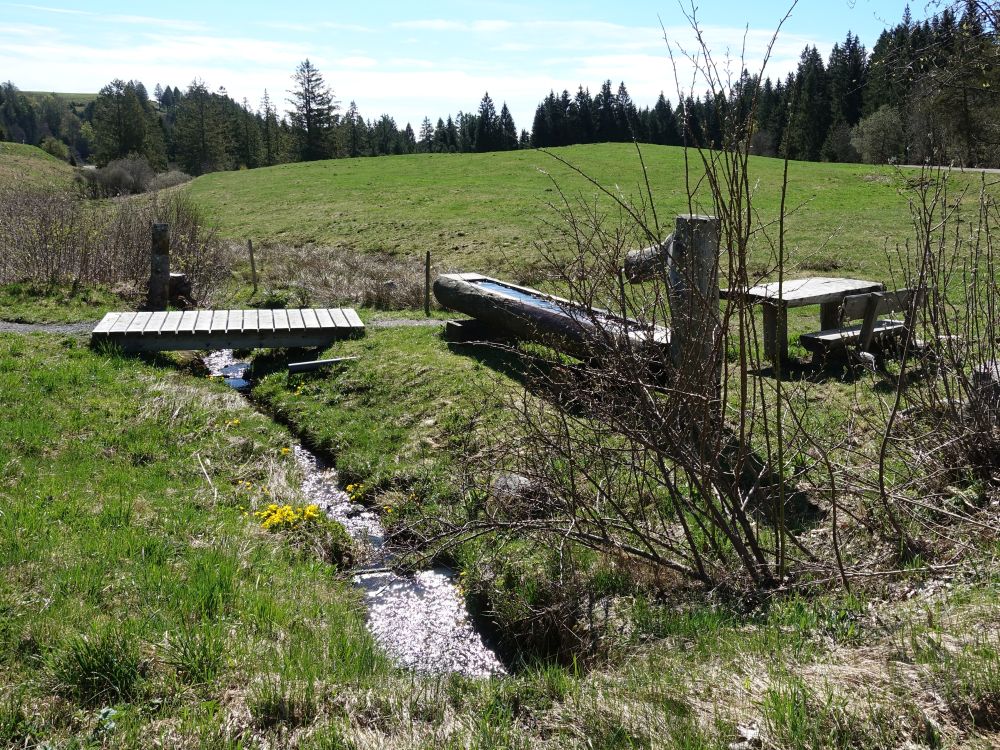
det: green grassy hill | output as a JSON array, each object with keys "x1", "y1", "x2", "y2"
[
  {"x1": 0, "y1": 142, "x2": 75, "y2": 191},
  {"x1": 185, "y1": 143, "x2": 966, "y2": 280}
]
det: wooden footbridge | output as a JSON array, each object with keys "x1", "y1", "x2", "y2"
[{"x1": 91, "y1": 308, "x2": 364, "y2": 352}]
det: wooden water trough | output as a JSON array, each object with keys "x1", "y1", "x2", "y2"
[
  {"x1": 433, "y1": 273, "x2": 669, "y2": 360},
  {"x1": 90, "y1": 308, "x2": 364, "y2": 352}
]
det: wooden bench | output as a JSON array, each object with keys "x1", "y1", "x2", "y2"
[{"x1": 799, "y1": 288, "x2": 924, "y2": 356}]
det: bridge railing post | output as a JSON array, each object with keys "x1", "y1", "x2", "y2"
[{"x1": 148, "y1": 223, "x2": 170, "y2": 312}]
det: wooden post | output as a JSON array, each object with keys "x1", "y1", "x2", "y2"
[
  {"x1": 668, "y1": 214, "x2": 721, "y2": 407},
  {"x1": 148, "y1": 223, "x2": 170, "y2": 311},
  {"x1": 248, "y1": 239, "x2": 258, "y2": 297},
  {"x1": 424, "y1": 250, "x2": 431, "y2": 317}
]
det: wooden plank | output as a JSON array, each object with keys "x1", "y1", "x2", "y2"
[
  {"x1": 315, "y1": 308, "x2": 334, "y2": 328},
  {"x1": 273, "y1": 308, "x2": 290, "y2": 330},
  {"x1": 328, "y1": 308, "x2": 349, "y2": 328},
  {"x1": 288, "y1": 308, "x2": 305, "y2": 329},
  {"x1": 841, "y1": 288, "x2": 922, "y2": 320},
  {"x1": 742, "y1": 277, "x2": 883, "y2": 307},
  {"x1": 302, "y1": 308, "x2": 320, "y2": 329},
  {"x1": 288, "y1": 356, "x2": 358, "y2": 373},
  {"x1": 143, "y1": 311, "x2": 168, "y2": 334},
  {"x1": 109, "y1": 312, "x2": 138, "y2": 334},
  {"x1": 799, "y1": 320, "x2": 904, "y2": 352},
  {"x1": 210, "y1": 310, "x2": 227, "y2": 332},
  {"x1": 228, "y1": 309, "x2": 244, "y2": 333},
  {"x1": 179, "y1": 310, "x2": 198, "y2": 333},
  {"x1": 126, "y1": 312, "x2": 152, "y2": 334},
  {"x1": 195, "y1": 310, "x2": 213, "y2": 333},
  {"x1": 343, "y1": 308, "x2": 364, "y2": 329},
  {"x1": 92, "y1": 313, "x2": 121, "y2": 334},
  {"x1": 243, "y1": 309, "x2": 259, "y2": 332},
  {"x1": 162, "y1": 311, "x2": 184, "y2": 334},
  {"x1": 259, "y1": 309, "x2": 274, "y2": 332}
]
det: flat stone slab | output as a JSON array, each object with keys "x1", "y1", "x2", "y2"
[
  {"x1": 731, "y1": 277, "x2": 884, "y2": 307},
  {"x1": 91, "y1": 308, "x2": 364, "y2": 352}
]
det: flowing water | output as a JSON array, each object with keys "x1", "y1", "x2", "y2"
[{"x1": 204, "y1": 350, "x2": 506, "y2": 678}]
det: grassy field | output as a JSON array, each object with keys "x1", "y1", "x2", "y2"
[
  {"x1": 0, "y1": 142, "x2": 75, "y2": 192},
  {"x1": 184, "y1": 143, "x2": 990, "y2": 281},
  {"x1": 1, "y1": 332, "x2": 996, "y2": 748}
]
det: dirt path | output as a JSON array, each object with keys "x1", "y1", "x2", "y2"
[{"x1": 0, "y1": 317, "x2": 446, "y2": 336}]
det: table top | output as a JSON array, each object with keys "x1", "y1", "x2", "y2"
[{"x1": 728, "y1": 277, "x2": 884, "y2": 307}]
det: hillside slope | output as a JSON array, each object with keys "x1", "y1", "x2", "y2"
[
  {"x1": 0, "y1": 142, "x2": 76, "y2": 191},
  {"x1": 185, "y1": 143, "x2": 958, "y2": 278}
]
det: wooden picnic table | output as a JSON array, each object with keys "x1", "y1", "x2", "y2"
[{"x1": 724, "y1": 277, "x2": 885, "y2": 362}]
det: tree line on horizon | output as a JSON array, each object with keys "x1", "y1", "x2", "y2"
[{"x1": 1, "y1": 1, "x2": 996, "y2": 173}]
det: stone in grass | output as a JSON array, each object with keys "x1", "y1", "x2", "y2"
[{"x1": 971, "y1": 360, "x2": 1000, "y2": 419}]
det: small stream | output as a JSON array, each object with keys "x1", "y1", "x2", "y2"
[{"x1": 204, "y1": 350, "x2": 506, "y2": 678}]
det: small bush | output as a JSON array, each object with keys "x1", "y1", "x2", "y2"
[
  {"x1": 77, "y1": 155, "x2": 154, "y2": 197},
  {"x1": 48, "y1": 624, "x2": 143, "y2": 706},
  {"x1": 149, "y1": 170, "x2": 193, "y2": 191},
  {"x1": 40, "y1": 136, "x2": 69, "y2": 161}
]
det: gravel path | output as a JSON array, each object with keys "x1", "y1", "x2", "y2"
[
  {"x1": 0, "y1": 317, "x2": 447, "y2": 335},
  {"x1": 0, "y1": 320, "x2": 95, "y2": 335}
]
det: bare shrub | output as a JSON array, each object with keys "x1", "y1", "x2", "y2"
[
  {"x1": 0, "y1": 187, "x2": 232, "y2": 305},
  {"x1": 253, "y1": 244, "x2": 427, "y2": 310},
  {"x1": 148, "y1": 170, "x2": 193, "y2": 192},
  {"x1": 76, "y1": 155, "x2": 155, "y2": 197}
]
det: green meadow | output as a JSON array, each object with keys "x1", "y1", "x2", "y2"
[
  {"x1": 185, "y1": 143, "x2": 988, "y2": 280},
  {"x1": 1, "y1": 143, "x2": 998, "y2": 747}
]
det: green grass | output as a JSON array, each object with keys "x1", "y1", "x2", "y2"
[
  {"x1": 1, "y1": 330, "x2": 996, "y2": 747},
  {"x1": 185, "y1": 143, "x2": 987, "y2": 280},
  {"x1": 0, "y1": 141, "x2": 76, "y2": 191},
  {"x1": 0, "y1": 281, "x2": 122, "y2": 323}
]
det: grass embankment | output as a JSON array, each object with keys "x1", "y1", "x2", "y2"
[
  {"x1": 247, "y1": 325, "x2": 1000, "y2": 748},
  {"x1": 0, "y1": 325, "x2": 996, "y2": 747},
  {"x1": 0, "y1": 142, "x2": 75, "y2": 192},
  {"x1": 184, "y1": 143, "x2": 988, "y2": 280}
]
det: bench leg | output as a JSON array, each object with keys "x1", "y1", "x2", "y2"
[
  {"x1": 763, "y1": 302, "x2": 788, "y2": 363},
  {"x1": 820, "y1": 301, "x2": 841, "y2": 330}
]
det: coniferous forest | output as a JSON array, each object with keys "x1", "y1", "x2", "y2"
[{"x1": 1, "y1": 2, "x2": 997, "y2": 173}]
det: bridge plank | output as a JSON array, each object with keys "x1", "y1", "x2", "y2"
[
  {"x1": 109, "y1": 312, "x2": 137, "y2": 334},
  {"x1": 343, "y1": 308, "x2": 364, "y2": 329},
  {"x1": 162, "y1": 311, "x2": 183, "y2": 334},
  {"x1": 243, "y1": 309, "x2": 258, "y2": 332},
  {"x1": 229, "y1": 309, "x2": 243, "y2": 332},
  {"x1": 329, "y1": 308, "x2": 349, "y2": 328},
  {"x1": 93, "y1": 313, "x2": 121, "y2": 334},
  {"x1": 274, "y1": 309, "x2": 290, "y2": 330},
  {"x1": 195, "y1": 311, "x2": 213, "y2": 333},
  {"x1": 315, "y1": 308, "x2": 334, "y2": 328},
  {"x1": 144, "y1": 311, "x2": 168, "y2": 334},
  {"x1": 288, "y1": 308, "x2": 305, "y2": 329},
  {"x1": 259, "y1": 309, "x2": 274, "y2": 332},
  {"x1": 302, "y1": 308, "x2": 320, "y2": 329}
]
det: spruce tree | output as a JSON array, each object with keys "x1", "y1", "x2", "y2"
[{"x1": 287, "y1": 59, "x2": 338, "y2": 161}]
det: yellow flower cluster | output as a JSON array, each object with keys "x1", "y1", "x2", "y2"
[
  {"x1": 226, "y1": 418, "x2": 241, "y2": 427},
  {"x1": 346, "y1": 483, "x2": 365, "y2": 503},
  {"x1": 254, "y1": 502, "x2": 322, "y2": 531}
]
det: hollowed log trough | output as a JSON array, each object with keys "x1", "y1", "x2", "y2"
[{"x1": 433, "y1": 273, "x2": 669, "y2": 361}]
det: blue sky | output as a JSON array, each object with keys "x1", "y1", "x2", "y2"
[{"x1": 2, "y1": 1, "x2": 912, "y2": 130}]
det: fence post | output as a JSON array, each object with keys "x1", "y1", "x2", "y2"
[
  {"x1": 425, "y1": 250, "x2": 431, "y2": 317},
  {"x1": 248, "y1": 238, "x2": 258, "y2": 297},
  {"x1": 148, "y1": 223, "x2": 170, "y2": 311},
  {"x1": 669, "y1": 214, "x2": 721, "y2": 413}
]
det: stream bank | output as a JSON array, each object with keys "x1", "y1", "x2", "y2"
[{"x1": 204, "y1": 349, "x2": 506, "y2": 678}]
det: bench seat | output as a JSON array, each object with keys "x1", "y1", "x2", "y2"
[{"x1": 800, "y1": 319, "x2": 905, "y2": 353}]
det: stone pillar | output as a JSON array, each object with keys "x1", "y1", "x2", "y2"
[{"x1": 668, "y1": 214, "x2": 721, "y2": 403}]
